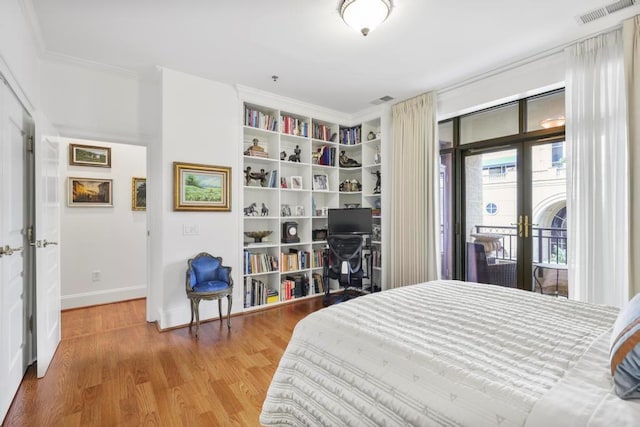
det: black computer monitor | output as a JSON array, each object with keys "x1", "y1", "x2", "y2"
[{"x1": 327, "y1": 208, "x2": 372, "y2": 235}]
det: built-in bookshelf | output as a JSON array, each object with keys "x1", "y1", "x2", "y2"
[{"x1": 241, "y1": 101, "x2": 383, "y2": 310}]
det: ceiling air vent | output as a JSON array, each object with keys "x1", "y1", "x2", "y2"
[
  {"x1": 370, "y1": 95, "x2": 395, "y2": 105},
  {"x1": 576, "y1": 0, "x2": 637, "y2": 24}
]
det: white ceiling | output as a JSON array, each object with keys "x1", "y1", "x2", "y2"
[{"x1": 28, "y1": 0, "x2": 640, "y2": 114}]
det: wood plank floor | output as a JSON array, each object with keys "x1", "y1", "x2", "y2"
[{"x1": 4, "y1": 297, "x2": 324, "y2": 426}]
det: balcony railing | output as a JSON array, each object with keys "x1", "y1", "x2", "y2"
[{"x1": 474, "y1": 225, "x2": 567, "y2": 265}]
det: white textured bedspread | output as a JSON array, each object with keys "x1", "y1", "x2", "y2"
[{"x1": 260, "y1": 280, "x2": 628, "y2": 426}]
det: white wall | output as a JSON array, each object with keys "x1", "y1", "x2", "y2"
[
  {"x1": 150, "y1": 68, "x2": 240, "y2": 329},
  {"x1": 40, "y1": 58, "x2": 146, "y2": 145},
  {"x1": 437, "y1": 52, "x2": 565, "y2": 120},
  {"x1": 60, "y1": 139, "x2": 147, "y2": 309},
  {"x1": 0, "y1": 0, "x2": 41, "y2": 112}
]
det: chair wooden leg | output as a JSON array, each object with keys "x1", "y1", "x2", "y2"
[
  {"x1": 226, "y1": 295, "x2": 232, "y2": 329},
  {"x1": 189, "y1": 299, "x2": 195, "y2": 329},
  {"x1": 194, "y1": 299, "x2": 200, "y2": 338},
  {"x1": 218, "y1": 298, "x2": 223, "y2": 325}
]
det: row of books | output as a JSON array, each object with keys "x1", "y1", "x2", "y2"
[
  {"x1": 281, "y1": 115, "x2": 309, "y2": 137},
  {"x1": 244, "y1": 273, "x2": 328, "y2": 307},
  {"x1": 243, "y1": 251, "x2": 279, "y2": 274},
  {"x1": 280, "y1": 249, "x2": 311, "y2": 272},
  {"x1": 313, "y1": 123, "x2": 334, "y2": 141},
  {"x1": 311, "y1": 250, "x2": 325, "y2": 268},
  {"x1": 244, "y1": 277, "x2": 279, "y2": 307},
  {"x1": 315, "y1": 145, "x2": 337, "y2": 166},
  {"x1": 281, "y1": 274, "x2": 310, "y2": 300},
  {"x1": 340, "y1": 125, "x2": 361, "y2": 145},
  {"x1": 245, "y1": 107, "x2": 278, "y2": 131}
]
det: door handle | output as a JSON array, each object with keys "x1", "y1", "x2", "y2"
[
  {"x1": 0, "y1": 245, "x2": 23, "y2": 257},
  {"x1": 523, "y1": 216, "x2": 539, "y2": 238},
  {"x1": 43, "y1": 240, "x2": 58, "y2": 247},
  {"x1": 510, "y1": 215, "x2": 523, "y2": 238}
]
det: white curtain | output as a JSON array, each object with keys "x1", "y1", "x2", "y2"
[
  {"x1": 566, "y1": 29, "x2": 629, "y2": 308},
  {"x1": 390, "y1": 93, "x2": 440, "y2": 287},
  {"x1": 623, "y1": 15, "x2": 640, "y2": 298}
]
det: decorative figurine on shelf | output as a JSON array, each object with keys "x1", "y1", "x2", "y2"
[
  {"x1": 243, "y1": 166, "x2": 268, "y2": 187},
  {"x1": 372, "y1": 170, "x2": 381, "y2": 194},
  {"x1": 288, "y1": 145, "x2": 301, "y2": 162},
  {"x1": 374, "y1": 145, "x2": 381, "y2": 164},
  {"x1": 244, "y1": 138, "x2": 268, "y2": 158},
  {"x1": 367, "y1": 131, "x2": 376, "y2": 141},
  {"x1": 243, "y1": 202, "x2": 258, "y2": 216},
  {"x1": 280, "y1": 150, "x2": 287, "y2": 160},
  {"x1": 261, "y1": 203, "x2": 269, "y2": 216},
  {"x1": 339, "y1": 150, "x2": 361, "y2": 168},
  {"x1": 339, "y1": 178, "x2": 362, "y2": 192}
]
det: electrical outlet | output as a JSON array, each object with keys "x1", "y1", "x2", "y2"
[
  {"x1": 183, "y1": 224, "x2": 199, "y2": 236},
  {"x1": 91, "y1": 270, "x2": 101, "y2": 282}
]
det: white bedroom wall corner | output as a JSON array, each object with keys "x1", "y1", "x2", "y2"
[
  {"x1": 139, "y1": 69, "x2": 163, "y2": 323},
  {"x1": 156, "y1": 68, "x2": 240, "y2": 329}
]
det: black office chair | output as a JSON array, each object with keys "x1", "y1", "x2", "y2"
[{"x1": 323, "y1": 234, "x2": 367, "y2": 305}]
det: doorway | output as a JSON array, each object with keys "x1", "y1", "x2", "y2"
[
  {"x1": 439, "y1": 89, "x2": 567, "y2": 293},
  {"x1": 461, "y1": 140, "x2": 567, "y2": 292}
]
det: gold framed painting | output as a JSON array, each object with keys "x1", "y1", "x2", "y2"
[
  {"x1": 68, "y1": 177, "x2": 113, "y2": 207},
  {"x1": 132, "y1": 177, "x2": 146, "y2": 211},
  {"x1": 69, "y1": 144, "x2": 112, "y2": 168},
  {"x1": 173, "y1": 162, "x2": 231, "y2": 211}
]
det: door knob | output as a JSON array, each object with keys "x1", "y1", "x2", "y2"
[
  {"x1": 0, "y1": 245, "x2": 23, "y2": 257},
  {"x1": 43, "y1": 240, "x2": 58, "y2": 247}
]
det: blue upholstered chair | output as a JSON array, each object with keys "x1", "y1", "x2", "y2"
[{"x1": 186, "y1": 253, "x2": 233, "y2": 337}]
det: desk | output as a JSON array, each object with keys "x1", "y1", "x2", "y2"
[{"x1": 533, "y1": 263, "x2": 568, "y2": 297}]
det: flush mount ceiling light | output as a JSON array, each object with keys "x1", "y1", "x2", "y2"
[
  {"x1": 539, "y1": 116, "x2": 566, "y2": 129},
  {"x1": 340, "y1": 0, "x2": 393, "y2": 36}
]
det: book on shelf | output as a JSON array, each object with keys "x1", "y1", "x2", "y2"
[
  {"x1": 280, "y1": 115, "x2": 309, "y2": 137},
  {"x1": 284, "y1": 273, "x2": 309, "y2": 298},
  {"x1": 313, "y1": 123, "x2": 332, "y2": 141},
  {"x1": 312, "y1": 273, "x2": 324, "y2": 294},
  {"x1": 245, "y1": 107, "x2": 278, "y2": 131},
  {"x1": 245, "y1": 277, "x2": 271, "y2": 307},
  {"x1": 267, "y1": 170, "x2": 278, "y2": 188},
  {"x1": 244, "y1": 250, "x2": 278, "y2": 274},
  {"x1": 339, "y1": 125, "x2": 361, "y2": 145}
]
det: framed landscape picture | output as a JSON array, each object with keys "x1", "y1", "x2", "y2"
[
  {"x1": 69, "y1": 144, "x2": 111, "y2": 167},
  {"x1": 68, "y1": 177, "x2": 113, "y2": 207},
  {"x1": 173, "y1": 162, "x2": 231, "y2": 211},
  {"x1": 132, "y1": 177, "x2": 146, "y2": 211}
]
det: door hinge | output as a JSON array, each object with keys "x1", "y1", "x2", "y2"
[
  {"x1": 28, "y1": 315, "x2": 33, "y2": 333},
  {"x1": 27, "y1": 226, "x2": 34, "y2": 245},
  {"x1": 27, "y1": 136, "x2": 34, "y2": 152}
]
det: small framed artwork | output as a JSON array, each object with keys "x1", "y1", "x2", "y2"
[
  {"x1": 290, "y1": 176, "x2": 303, "y2": 190},
  {"x1": 173, "y1": 162, "x2": 231, "y2": 211},
  {"x1": 68, "y1": 177, "x2": 113, "y2": 207},
  {"x1": 69, "y1": 144, "x2": 112, "y2": 168},
  {"x1": 281, "y1": 204, "x2": 291, "y2": 217},
  {"x1": 131, "y1": 177, "x2": 146, "y2": 211},
  {"x1": 295, "y1": 205, "x2": 305, "y2": 216},
  {"x1": 313, "y1": 174, "x2": 329, "y2": 191}
]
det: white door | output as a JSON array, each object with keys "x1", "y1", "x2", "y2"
[
  {"x1": 35, "y1": 135, "x2": 61, "y2": 378},
  {"x1": 0, "y1": 81, "x2": 28, "y2": 420}
]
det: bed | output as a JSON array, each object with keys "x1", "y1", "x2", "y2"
[{"x1": 260, "y1": 280, "x2": 640, "y2": 426}]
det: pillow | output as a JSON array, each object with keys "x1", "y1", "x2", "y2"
[{"x1": 610, "y1": 293, "x2": 640, "y2": 399}]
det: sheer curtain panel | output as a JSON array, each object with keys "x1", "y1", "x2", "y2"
[
  {"x1": 566, "y1": 29, "x2": 629, "y2": 308},
  {"x1": 390, "y1": 93, "x2": 440, "y2": 287},
  {"x1": 623, "y1": 15, "x2": 640, "y2": 298}
]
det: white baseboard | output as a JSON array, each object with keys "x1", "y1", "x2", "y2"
[{"x1": 61, "y1": 285, "x2": 147, "y2": 310}]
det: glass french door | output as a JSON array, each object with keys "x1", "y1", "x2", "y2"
[{"x1": 461, "y1": 139, "x2": 568, "y2": 292}]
